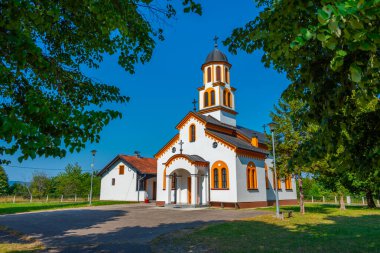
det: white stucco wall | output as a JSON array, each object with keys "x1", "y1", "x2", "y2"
[
  {"x1": 236, "y1": 157, "x2": 268, "y2": 203},
  {"x1": 156, "y1": 116, "x2": 238, "y2": 204},
  {"x1": 265, "y1": 158, "x2": 297, "y2": 201},
  {"x1": 156, "y1": 115, "x2": 297, "y2": 206},
  {"x1": 100, "y1": 161, "x2": 156, "y2": 201}
]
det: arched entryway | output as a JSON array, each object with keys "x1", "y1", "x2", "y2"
[
  {"x1": 163, "y1": 154, "x2": 209, "y2": 207},
  {"x1": 167, "y1": 168, "x2": 208, "y2": 206}
]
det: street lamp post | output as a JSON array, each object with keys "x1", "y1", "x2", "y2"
[
  {"x1": 268, "y1": 122, "x2": 280, "y2": 218},
  {"x1": 90, "y1": 149, "x2": 97, "y2": 206}
]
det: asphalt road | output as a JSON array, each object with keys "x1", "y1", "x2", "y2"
[{"x1": 0, "y1": 203, "x2": 268, "y2": 252}]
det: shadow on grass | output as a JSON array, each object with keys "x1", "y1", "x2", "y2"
[
  {"x1": 0, "y1": 203, "x2": 89, "y2": 215},
  {"x1": 0, "y1": 201, "x2": 133, "y2": 215},
  {"x1": 157, "y1": 213, "x2": 380, "y2": 253},
  {"x1": 270, "y1": 204, "x2": 379, "y2": 215}
]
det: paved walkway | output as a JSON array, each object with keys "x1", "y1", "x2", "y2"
[{"x1": 0, "y1": 203, "x2": 268, "y2": 252}]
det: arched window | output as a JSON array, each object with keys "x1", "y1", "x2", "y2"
[
  {"x1": 216, "y1": 66, "x2": 221, "y2": 81},
  {"x1": 227, "y1": 92, "x2": 232, "y2": 107},
  {"x1": 247, "y1": 162, "x2": 258, "y2": 190},
  {"x1": 163, "y1": 168, "x2": 167, "y2": 190},
  {"x1": 213, "y1": 168, "x2": 219, "y2": 189},
  {"x1": 207, "y1": 67, "x2": 211, "y2": 83},
  {"x1": 211, "y1": 161, "x2": 229, "y2": 189},
  {"x1": 265, "y1": 164, "x2": 269, "y2": 189},
  {"x1": 273, "y1": 171, "x2": 282, "y2": 190},
  {"x1": 204, "y1": 92, "x2": 209, "y2": 107},
  {"x1": 223, "y1": 90, "x2": 227, "y2": 106},
  {"x1": 222, "y1": 168, "x2": 227, "y2": 188},
  {"x1": 285, "y1": 176, "x2": 292, "y2": 190},
  {"x1": 225, "y1": 67, "x2": 229, "y2": 83},
  {"x1": 189, "y1": 124, "x2": 196, "y2": 142},
  {"x1": 210, "y1": 90, "x2": 215, "y2": 105},
  {"x1": 171, "y1": 173, "x2": 177, "y2": 190}
]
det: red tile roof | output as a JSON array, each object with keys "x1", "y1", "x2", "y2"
[
  {"x1": 97, "y1": 155, "x2": 157, "y2": 176},
  {"x1": 120, "y1": 155, "x2": 157, "y2": 174}
]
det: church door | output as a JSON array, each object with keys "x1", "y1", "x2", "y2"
[
  {"x1": 187, "y1": 177, "x2": 191, "y2": 204},
  {"x1": 152, "y1": 182, "x2": 157, "y2": 200}
]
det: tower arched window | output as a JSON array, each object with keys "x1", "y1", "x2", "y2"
[
  {"x1": 216, "y1": 66, "x2": 221, "y2": 81},
  {"x1": 247, "y1": 162, "x2": 258, "y2": 190},
  {"x1": 207, "y1": 67, "x2": 211, "y2": 83},
  {"x1": 189, "y1": 124, "x2": 196, "y2": 142},
  {"x1": 225, "y1": 67, "x2": 229, "y2": 83},
  {"x1": 211, "y1": 161, "x2": 229, "y2": 189},
  {"x1": 204, "y1": 92, "x2": 209, "y2": 107},
  {"x1": 210, "y1": 90, "x2": 215, "y2": 105},
  {"x1": 227, "y1": 92, "x2": 232, "y2": 107},
  {"x1": 223, "y1": 90, "x2": 227, "y2": 106}
]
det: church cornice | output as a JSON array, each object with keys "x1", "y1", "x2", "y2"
[
  {"x1": 236, "y1": 148, "x2": 267, "y2": 160},
  {"x1": 198, "y1": 106, "x2": 238, "y2": 116},
  {"x1": 201, "y1": 61, "x2": 232, "y2": 70},
  {"x1": 164, "y1": 154, "x2": 209, "y2": 168},
  {"x1": 154, "y1": 134, "x2": 179, "y2": 159},
  {"x1": 176, "y1": 111, "x2": 207, "y2": 130}
]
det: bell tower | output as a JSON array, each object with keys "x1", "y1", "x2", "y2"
[{"x1": 198, "y1": 38, "x2": 237, "y2": 126}]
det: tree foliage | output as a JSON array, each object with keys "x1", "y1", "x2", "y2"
[
  {"x1": 30, "y1": 172, "x2": 51, "y2": 197},
  {"x1": 54, "y1": 163, "x2": 100, "y2": 196},
  {"x1": 0, "y1": 0, "x2": 201, "y2": 164},
  {"x1": 0, "y1": 165, "x2": 9, "y2": 195},
  {"x1": 225, "y1": 0, "x2": 379, "y2": 206}
]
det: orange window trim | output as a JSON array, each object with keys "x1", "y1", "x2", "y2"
[
  {"x1": 189, "y1": 124, "x2": 196, "y2": 142},
  {"x1": 265, "y1": 165, "x2": 269, "y2": 189},
  {"x1": 119, "y1": 165, "x2": 125, "y2": 175},
  {"x1": 204, "y1": 91, "x2": 209, "y2": 107},
  {"x1": 272, "y1": 172, "x2": 282, "y2": 190},
  {"x1": 207, "y1": 67, "x2": 211, "y2": 83},
  {"x1": 247, "y1": 162, "x2": 258, "y2": 190},
  {"x1": 216, "y1": 66, "x2": 221, "y2": 81},
  {"x1": 285, "y1": 176, "x2": 292, "y2": 190},
  {"x1": 163, "y1": 168, "x2": 166, "y2": 190},
  {"x1": 211, "y1": 161, "x2": 229, "y2": 189}
]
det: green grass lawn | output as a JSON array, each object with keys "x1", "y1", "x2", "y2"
[
  {"x1": 0, "y1": 200, "x2": 135, "y2": 215},
  {"x1": 153, "y1": 204, "x2": 380, "y2": 253}
]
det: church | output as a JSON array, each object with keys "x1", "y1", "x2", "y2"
[
  {"x1": 154, "y1": 43, "x2": 297, "y2": 208},
  {"x1": 98, "y1": 43, "x2": 297, "y2": 208}
]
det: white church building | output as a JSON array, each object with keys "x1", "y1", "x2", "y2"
[
  {"x1": 98, "y1": 43, "x2": 297, "y2": 208},
  {"x1": 154, "y1": 44, "x2": 297, "y2": 208}
]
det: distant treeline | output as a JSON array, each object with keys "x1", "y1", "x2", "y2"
[{"x1": 0, "y1": 163, "x2": 100, "y2": 198}]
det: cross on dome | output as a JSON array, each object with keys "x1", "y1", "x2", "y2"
[{"x1": 213, "y1": 35, "x2": 219, "y2": 48}]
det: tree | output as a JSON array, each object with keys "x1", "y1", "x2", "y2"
[
  {"x1": 9, "y1": 182, "x2": 30, "y2": 198},
  {"x1": 269, "y1": 97, "x2": 327, "y2": 213},
  {"x1": 0, "y1": 165, "x2": 9, "y2": 195},
  {"x1": 225, "y1": 0, "x2": 379, "y2": 207},
  {"x1": 0, "y1": 0, "x2": 201, "y2": 164},
  {"x1": 54, "y1": 163, "x2": 83, "y2": 196},
  {"x1": 30, "y1": 172, "x2": 51, "y2": 197}
]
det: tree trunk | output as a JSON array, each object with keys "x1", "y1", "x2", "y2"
[
  {"x1": 298, "y1": 176, "x2": 305, "y2": 214},
  {"x1": 339, "y1": 194, "x2": 346, "y2": 210},
  {"x1": 366, "y1": 190, "x2": 376, "y2": 208}
]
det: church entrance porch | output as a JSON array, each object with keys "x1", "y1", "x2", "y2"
[
  {"x1": 163, "y1": 154, "x2": 210, "y2": 207},
  {"x1": 165, "y1": 168, "x2": 209, "y2": 207}
]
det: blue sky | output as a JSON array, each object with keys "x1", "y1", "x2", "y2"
[{"x1": 4, "y1": 0, "x2": 289, "y2": 181}]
